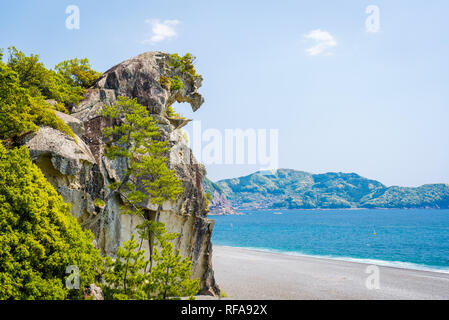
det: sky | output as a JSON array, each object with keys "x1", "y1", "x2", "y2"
[{"x1": 1, "y1": 0, "x2": 448, "y2": 187}]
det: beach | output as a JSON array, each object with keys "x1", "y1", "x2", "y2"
[{"x1": 207, "y1": 245, "x2": 449, "y2": 300}]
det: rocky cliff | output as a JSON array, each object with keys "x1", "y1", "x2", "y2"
[
  {"x1": 203, "y1": 177, "x2": 240, "y2": 215},
  {"x1": 19, "y1": 52, "x2": 219, "y2": 295}
]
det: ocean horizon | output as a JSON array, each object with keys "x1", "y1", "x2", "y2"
[{"x1": 211, "y1": 209, "x2": 449, "y2": 274}]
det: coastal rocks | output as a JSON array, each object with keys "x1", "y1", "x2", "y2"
[
  {"x1": 25, "y1": 52, "x2": 219, "y2": 296},
  {"x1": 209, "y1": 190, "x2": 240, "y2": 215},
  {"x1": 203, "y1": 177, "x2": 240, "y2": 215}
]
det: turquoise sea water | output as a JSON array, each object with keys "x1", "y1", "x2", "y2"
[{"x1": 211, "y1": 209, "x2": 449, "y2": 273}]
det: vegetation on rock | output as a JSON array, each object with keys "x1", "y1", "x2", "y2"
[
  {"x1": 54, "y1": 58, "x2": 101, "y2": 89},
  {"x1": 165, "y1": 104, "x2": 185, "y2": 119},
  {"x1": 0, "y1": 49, "x2": 208, "y2": 300},
  {"x1": 100, "y1": 96, "x2": 198, "y2": 299},
  {"x1": 102, "y1": 230, "x2": 199, "y2": 300},
  {"x1": 0, "y1": 145, "x2": 102, "y2": 299},
  {"x1": 159, "y1": 53, "x2": 200, "y2": 118},
  {"x1": 0, "y1": 59, "x2": 74, "y2": 139},
  {"x1": 168, "y1": 53, "x2": 199, "y2": 77},
  {"x1": 0, "y1": 47, "x2": 100, "y2": 140},
  {"x1": 101, "y1": 96, "x2": 184, "y2": 208}
]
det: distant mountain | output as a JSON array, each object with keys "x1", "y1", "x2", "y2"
[{"x1": 211, "y1": 169, "x2": 449, "y2": 210}]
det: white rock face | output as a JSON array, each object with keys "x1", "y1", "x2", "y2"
[{"x1": 24, "y1": 52, "x2": 219, "y2": 296}]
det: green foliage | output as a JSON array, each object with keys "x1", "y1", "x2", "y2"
[
  {"x1": 7, "y1": 47, "x2": 85, "y2": 107},
  {"x1": 94, "y1": 199, "x2": 105, "y2": 208},
  {"x1": 203, "y1": 176, "x2": 225, "y2": 195},
  {"x1": 0, "y1": 46, "x2": 103, "y2": 140},
  {"x1": 0, "y1": 60, "x2": 74, "y2": 139},
  {"x1": 100, "y1": 96, "x2": 199, "y2": 299},
  {"x1": 51, "y1": 102, "x2": 70, "y2": 114},
  {"x1": 165, "y1": 104, "x2": 185, "y2": 119},
  {"x1": 158, "y1": 75, "x2": 183, "y2": 91},
  {"x1": 103, "y1": 234, "x2": 148, "y2": 300},
  {"x1": 136, "y1": 219, "x2": 173, "y2": 245},
  {"x1": 101, "y1": 96, "x2": 184, "y2": 271},
  {"x1": 159, "y1": 76, "x2": 172, "y2": 90},
  {"x1": 0, "y1": 145, "x2": 103, "y2": 300},
  {"x1": 0, "y1": 46, "x2": 101, "y2": 140},
  {"x1": 159, "y1": 53, "x2": 199, "y2": 93},
  {"x1": 206, "y1": 191, "x2": 213, "y2": 201},
  {"x1": 55, "y1": 58, "x2": 101, "y2": 88},
  {"x1": 204, "y1": 192, "x2": 212, "y2": 214},
  {"x1": 168, "y1": 53, "x2": 199, "y2": 77},
  {"x1": 102, "y1": 231, "x2": 199, "y2": 300},
  {"x1": 146, "y1": 236, "x2": 199, "y2": 300},
  {"x1": 101, "y1": 96, "x2": 183, "y2": 207},
  {"x1": 170, "y1": 76, "x2": 183, "y2": 90}
]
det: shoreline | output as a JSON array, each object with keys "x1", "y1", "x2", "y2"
[
  {"x1": 214, "y1": 244, "x2": 449, "y2": 275},
  {"x1": 206, "y1": 245, "x2": 449, "y2": 300},
  {"x1": 209, "y1": 207, "x2": 448, "y2": 214}
]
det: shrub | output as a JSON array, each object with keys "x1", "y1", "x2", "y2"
[
  {"x1": 159, "y1": 76, "x2": 172, "y2": 90},
  {"x1": 6, "y1": 47, "x2": 85, "y2": 107},
  {"x1": 55, "y1": 58, "x2": 101, "y2": 88},
  {"x1": 170, "y1": 76, "x2": 183, "y2": 90},
  {"x1": 168, "y1": 53, "x2": 199, "y2": 77},
  {"x1": 0, "y1": 61, "x2": 75, "y2": 139},
  {"x1": 102, "y1": 230, "x2": 199, "y2": 300},
  {"x1": 0, "y1": 145, "x2": 103, "y2": 299},
  {"x1": 0, "y1": 47, "x2": 102, "y2": 140}
]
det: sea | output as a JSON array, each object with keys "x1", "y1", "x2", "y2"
[{"x1": 211, "y1": 209, "x2": 449, "y2": 273}]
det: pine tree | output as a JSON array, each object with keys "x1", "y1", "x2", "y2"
[
  {"x1": 103, "y1": 234, "x2": 148, "y2": 300},
  {"x1": 145, "y1": 234, "x2": 199, "y2": 300},
  {"x1": 101, "y1": 96, "x2": 183, "y2": 269},
  {"x1": 102, "y1": 231, "x2": 199, "y2": 300},
  {"x1": 100, "y1": 96, "x2": 199, "y2": 300}
]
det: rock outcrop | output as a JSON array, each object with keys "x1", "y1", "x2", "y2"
[
  {"x1": 22, "y1": 52, "x2": 219, "y2": 296},
  {"x1": 203, "y1": 177, "x2": 240, "y2": 215},
  {"x1": 209, "y1": 190, "x2": 240, "y2": 215}
]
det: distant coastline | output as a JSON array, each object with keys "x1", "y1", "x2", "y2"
[
  {"x1": 204, "y1": 169, "x2": 449, "y2": 214},
  {"x1": 208, "y1": 206, "x2": 448, "y2": 214}
]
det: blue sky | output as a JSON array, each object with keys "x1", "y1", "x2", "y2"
[{"x1": 1, "y1": 0, "x2": 448, "y2": 186}]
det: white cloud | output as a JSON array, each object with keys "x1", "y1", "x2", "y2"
[
  {"x1": 304, "y1": 29, "x2": 337, "y2": 56},
  {"x1": 142, "y1": 19, "x2": 180, "y2": 44}
]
